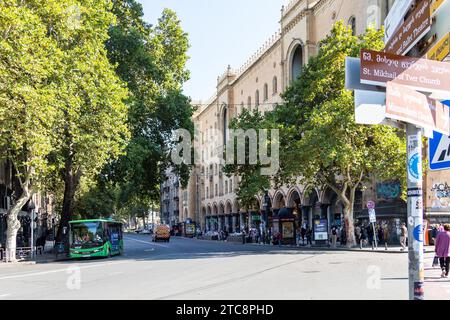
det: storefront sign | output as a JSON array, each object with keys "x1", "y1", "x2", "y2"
[
  {"x1": 384, "y1": 0, "x2": 431, "y2": 56},
  {"x1": 361, "y1": 49, "x2": 450, "y2": 97},
  {"x1": 386, "y1": 82, "x2": 450, "y2": 135},
  {"x1": 427, "y1": 32, "x2": 450, "y2": 61},
  {"x1": 384, "y1": 0, "x2": 414, "y2": 43}
]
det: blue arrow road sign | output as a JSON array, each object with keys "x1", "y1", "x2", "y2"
[{"x1": 430, "y1": 100, "x2": 450, "y2": 171}]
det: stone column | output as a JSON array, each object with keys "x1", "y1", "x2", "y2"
[
  {"x1": 239, "y1": 212, "x2": 244, "y2": 231},
  {"x1": 218, "y1": 216, "x2": 222, "y2": 232},
  {"x1": 232, "y1": 215, "x2": 236, "y2": 233}
]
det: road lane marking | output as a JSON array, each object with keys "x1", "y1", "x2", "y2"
[
  {"x1": 155, "y1": 254, "x2": 321, "y2": 300},
  {"x1": 0, "y1": 261, "x2": 128, "y2": 281},
  {"x1": 124, "y1": 237, "x2": 169, "y2": 248}
]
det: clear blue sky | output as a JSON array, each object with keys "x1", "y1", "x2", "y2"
[{"x1": 140, "y1": 0, "x2": 287, "y2": 101}]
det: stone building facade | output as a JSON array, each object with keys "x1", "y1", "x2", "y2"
[{"x1": 177, "y1": 0, "x2": 405, "y2": 240}]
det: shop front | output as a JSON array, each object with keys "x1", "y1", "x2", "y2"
[{"x1": 355, "y1": 201, "x2": 406, "y2": 245}]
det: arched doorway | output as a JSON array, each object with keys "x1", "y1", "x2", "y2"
[
  {"x1": 287, "y1": 188, "x2": 302, "y2": 229},
  {"x1": 273, "y1": 191, "x2": 286, "y2": 216}
]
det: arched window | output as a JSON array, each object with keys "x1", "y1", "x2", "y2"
[
  {"x1": 240, "y1": 102, "x2": 244, "y2": 115},
  {"x1": 247, "y1": 96, "x2": 251, "y2": 108},
  {"x1": 225, "y1": 181, "x2": 228, "y2": 194},
  {"x1": 206, "y1": 187, "x2": 209, "y2": 199},
  {"x1": 263, "y1": 83, "x2": 268, "y2": 101},
  {"x1": 273, "y1": 76, "x2": 278, "y2": 94},
  {"x1": 291, "y1": 45, "x2": 303, "y2": 81},
  {"x1": 348, "y1": 16, "x2": 356, "y2": 36},
  {"x1": 223, "y1": 107, "x2": 227, "y2": 146},
  {"x1": 255, "y1": 90, "x2": 260, "y2": 108}
]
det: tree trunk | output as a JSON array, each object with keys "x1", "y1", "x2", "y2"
[
  {"x1": 56, "y1": 161, "x2": 82, "y2": 248},
  {"x1": 5, "y1": 188, "x2": 32, "y2": 262},
  {"x1": 344, "y1": 205, "x2": 356, "y2": 248}
]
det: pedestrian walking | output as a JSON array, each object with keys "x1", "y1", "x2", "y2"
[
  {"x1": 377, "y1": 225, "x2": 383, "y2": 248},
  {"x1": 340, "y1": 226, "x2": 346, "y2": 246},
  {"x1": 431, "y1": 225, "x2": 440, "y2": 267},
  {"x1": 360, "y1": 225, "x2": 368, "y2": 248},
  {"x1": 296, "y1": 227, "x2": 301, "y2": 247},
  {"x1": 383, "y1": 224, "x2": 389, "y2": 250},
  {"x1": 330, "y1": 226, "x2": 338, "y2": 248},
  {"x1": 355, "y1": 225, "x2": 361, "y2": 246},
  {"x1": 306, "y1": 228, "x2": 312, "y2": 246},
  {"x1": 435, "y1": 224, "x2": 450, "y2": 278},
  {"x1": 367, "y1": 224, "x2": 375, "y2": 250},
  {"x1": 400, "y1": 222, "x2": 408, "y2": 251},
  {"x1": 301, "y1": 226, "x2": 306, "y2": 245}
]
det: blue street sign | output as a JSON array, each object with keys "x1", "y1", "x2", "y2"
[{"x1": 429, "y1": 101, "x2": 450, "y2": 171}]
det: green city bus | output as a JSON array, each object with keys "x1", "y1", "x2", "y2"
[{"x1": 69, "y1": 219, "x2": 123, "y2": 259}]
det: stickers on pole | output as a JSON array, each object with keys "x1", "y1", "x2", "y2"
[{"x1": 408, "y1": 135, "x2": 422, "y2": 184}]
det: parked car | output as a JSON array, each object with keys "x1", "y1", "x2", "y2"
[{"x1": 135, "y1": 227, "x2": 151, "y2": 234}]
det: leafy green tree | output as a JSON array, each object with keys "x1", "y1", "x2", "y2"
[
  {"x1": 0, "y1": 0, "x2": 66, "y2": 261},
  {"x1": 100, "y1": 2, "x2": 194, "y2": 220},
  {"x1": 50, "y1": 0, "x2": 129, "y2": 245},
  {"x1": 282, "y1": 22, "x2": 405, "y2": 247},
  {"x1": 226, "y1": 22, "x2": 406, "y2": 247}
]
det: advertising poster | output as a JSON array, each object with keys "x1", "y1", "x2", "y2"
[
  {"x1": 282, "y1": 222, "x2": 294, "y2": 238},
  {"x1": 314, "y1": 219, "x2": 328, "y2": 241}
]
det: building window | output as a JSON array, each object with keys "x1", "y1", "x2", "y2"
[
  {"x1": 240, "y1": 102, "x2": 244, "y2": 115},
  {"x1": 225, "y1": 181, "x2": 228, "y2": 194},
  {"x1": 215, "y1": 184, "x2": 218, "y2": 196},
  {"x1": 255, "y1": 90, "x2": 260, "y2": 108},
  {"x1": 348, "y1": 16, "x2": 356, "y2": 36},
  {"x1": 206, "y1": 187, "x2": 209, "y2": 199},
  {"x1": 247, "y1": 96, "x2": 251, "y2": 108},
  {"x1": 291, "y1": 45, "x2": 303, "y2": 82},
  {"x1": 263, "y1": 83, "x2": 268, "y2": 101},
  {"x1": 273, "y1": 76, "x2": 278, "y2": 94}
]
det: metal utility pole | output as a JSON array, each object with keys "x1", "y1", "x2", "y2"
[{"x1": 406, "y1": 124, "x2": 424, "y2": 300}]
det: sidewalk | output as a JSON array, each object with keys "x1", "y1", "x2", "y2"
[{"x1": 192, "y1": 236, "x2": 434, "y2": 254}]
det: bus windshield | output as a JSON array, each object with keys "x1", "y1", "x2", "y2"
[{"x1": 71, "y1": 222, "x2": 104, "y2": 248}]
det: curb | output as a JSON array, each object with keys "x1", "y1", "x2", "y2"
[{"x1": 0, "y1": 261, "x2": 36, "y2": 266}]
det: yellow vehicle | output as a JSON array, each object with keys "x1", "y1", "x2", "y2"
[{"x1": 152, "y1": 225, "x2": 170, "y2": 242}]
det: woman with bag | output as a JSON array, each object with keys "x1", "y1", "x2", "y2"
[{"x1": 435, "y1": 224, "x2": 450, "y2": 278}]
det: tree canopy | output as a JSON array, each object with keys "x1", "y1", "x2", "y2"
[{"x1": 226, "y1": 21, "x2": 406, "y2": 246}]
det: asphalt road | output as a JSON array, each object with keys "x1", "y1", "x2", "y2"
[{"x1": 0, "y1": 234, "x2": 448, "y2": 300}]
